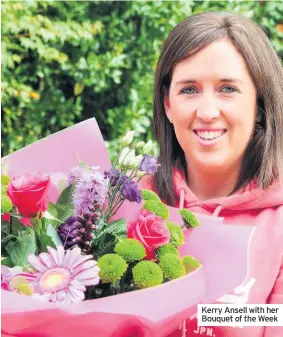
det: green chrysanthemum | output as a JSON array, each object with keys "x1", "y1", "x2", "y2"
[
  {"x1": 166, "y1": 221, "x2": 185, "y2": 247},
  {"x1": 132, "y1": 261, "x2": 163, "y2": 289},
  {"x1": 179, "y1": 209, "x2": 200, "y2": 228},
  {"x1": 156, "y1": 243, "x2": 179, "y2": 259},
  {"x1": 1, "y1": 185, "x2": 7, "y2": 195},
  {"x1": 143, "y1": 200, "x2": 169, "y2": 220},
  {"x1": 1, "y1": 174, "x2": 11, "y2": 186},
  {"x1": 98, "y1": 254, "x2": 127, "y2": 284},
  {"x1": 1, "y1": 195, "x2": 13, "y2": 213},
  {"x1": 159, "y1": 254, "x2": 185, "y2": 280},
  {"x1": 114, "y1": 238, "x2": 146, "y2": 262},
  {"x1": 182, "y1": 256, "x2": 200, "y2": 274},
  {"x1": 141, "y1": 189, "x2": 161, "y2": 202}
]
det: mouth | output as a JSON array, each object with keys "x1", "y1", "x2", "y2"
[{"x1": 193, "y1": 129, "x2": 227, "y2": 141}]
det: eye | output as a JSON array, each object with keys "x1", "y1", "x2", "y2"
[
  {"x1": 221, "y1": 86, "x2": 237, "y2": 94},
  {"x1": 181, "y1": 87, "x2": 198, "y2": 95}
]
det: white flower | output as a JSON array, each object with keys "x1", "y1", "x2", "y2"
[
  {"x1": 122, "y1": 131, "x2": 135, "y2": 146},
  {"x1": 143, "y1": 140, "x2": 153, "y2": 155},
  {"x1": 129, "y1": 155, "x2": 143, "y2": 168},
  {"x1": 118, "y1": 147, "x2": 136, "y2": 167},
  {"x1": 135, "y1": 141, "x2": 145, "y2": 150}
]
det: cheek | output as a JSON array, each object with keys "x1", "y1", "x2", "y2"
[
  {"x1": 171, "y1": 101, "x2": 195, "y2": 129},
  {"x1": 228, "y1": 109, "x2": 256, "y2": 141}
]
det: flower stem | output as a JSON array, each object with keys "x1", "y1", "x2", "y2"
[
  {"x1": 112, "y1": 147, "x2": 123, "y2": 170},
  {"x1": 108, "y1": 199, "x2": 125, "y2": 221},
  {"x1": 9, "y1": 214, "x2": 13, "y2": 234},
  {"x1": 119, "y1": 271, "x2": 127, "y2": 293}
]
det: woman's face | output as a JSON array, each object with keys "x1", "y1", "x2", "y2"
[{"x1": 164, "y1": 39, "x2": 257, "y2": 174}]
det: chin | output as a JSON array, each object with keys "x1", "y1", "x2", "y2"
[{"x1": 195, "y1": 156, "x2": 229, "y2": 172}]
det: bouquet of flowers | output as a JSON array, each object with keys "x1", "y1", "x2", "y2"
[
  {"x1": 1, "y1": 131, "x2": 200, "y2": 306},
  {"x1": 1, "y1": 120, "x2": 257, "y2": 337}
]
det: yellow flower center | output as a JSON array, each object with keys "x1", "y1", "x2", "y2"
[{"x1": 39, "y1": 268, "x2": 71, "y2": 293}]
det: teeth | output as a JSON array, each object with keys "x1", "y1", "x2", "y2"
[{"x1": 197, "y1": 131, "x2": 223, "y2": 140}]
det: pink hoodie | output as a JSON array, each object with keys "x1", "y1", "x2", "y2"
[{"x1": 140, "y1": 169, "x2": 283, "y2": 337}]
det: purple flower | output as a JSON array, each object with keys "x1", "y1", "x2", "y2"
[
  {"x1": 68, "y1": 166, "x2": 83, "y2": 185},
  {"x1": 72, "y1": 171, "x2": 107, "y2": 216},
  {"x1": 139, "y1": 155, "x2": 159, "y2": 175},
  {"x1": 58, "y1": 214, "x2": 99, "y2": 252},
  {"x1": 120, "y1": 176, "x2": 142, "y2": 203},
  {"x1": 104, "y1": 168, "x2": 120, "y2": 187}
]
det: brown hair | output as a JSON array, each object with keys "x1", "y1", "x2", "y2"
[{"x1": 152, "y1": 11, "x2": 283, "y2": 205}]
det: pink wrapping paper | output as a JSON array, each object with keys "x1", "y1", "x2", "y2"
[
  {"x1": 1, "y1": 118, "x2": 257, "y2": 337},
  {"x1": 1, "y1": 209, "x2": 256, "y2": 337}
]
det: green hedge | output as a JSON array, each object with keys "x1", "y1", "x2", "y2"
[{"x1": 2, "y1": 0, "x2": 283, "y2": 159}]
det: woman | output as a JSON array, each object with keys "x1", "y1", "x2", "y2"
[{"x1": 140, "y1": 11, "x2": 283, "y2": 337}]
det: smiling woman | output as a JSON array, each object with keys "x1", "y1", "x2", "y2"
[{"x1": 139, "y1": 11, "x2": 283, "y2": 337}]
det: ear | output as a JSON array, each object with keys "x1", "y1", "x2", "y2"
[{"x1": 163, "y1": 90, "x2": 172, "y2": 122}]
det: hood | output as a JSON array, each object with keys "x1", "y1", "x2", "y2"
[{"x1": 173, "y1": 169, "x2": 283, "y2": 215}]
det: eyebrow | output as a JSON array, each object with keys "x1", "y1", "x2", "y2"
[{"x1": 175, "y1": 78, "x2": 244, "y2": 85}]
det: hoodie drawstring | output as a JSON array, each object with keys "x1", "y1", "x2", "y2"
[
  {"x1": 179, "y1": 188, "x2": 223, "y2": 217},
  {"x1": 179, "y1": 188, "x2": 185, "y2": 209},
  {"x1": 213, "y1": 205, "x2": 223, "y2": 217}
]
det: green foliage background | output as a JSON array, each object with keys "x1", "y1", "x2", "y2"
[{"x1": 2, "y1": 0, "x2": 283, "y2": 159}]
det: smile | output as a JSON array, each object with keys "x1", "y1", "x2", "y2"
[
  {"x1": 193, "y1": 129, "x2": 227, "y2": 146},
  {"x1": 194, "y1": 130, "x2": 226, "y2": 140}
]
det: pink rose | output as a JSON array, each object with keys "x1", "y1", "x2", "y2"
[
  {"x1": 7, "y1": 173, "x2": 50, "y2": 218},
  {"x1": 127, "y1": 209, "x2": 170, "y2": 259}
]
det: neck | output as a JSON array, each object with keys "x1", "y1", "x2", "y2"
[{"x1": 186, "y1": 164, "x2": 240, "y2": 201}]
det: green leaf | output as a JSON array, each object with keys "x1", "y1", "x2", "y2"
[
  {"x1": 10, "y1": 217, "x2": 27, "y2": 233},
  {"x1": 94, "y1": 219, "x2": 126, "y2": 249},
  {"x1": 6, "y1": 212, "x2": 23, "y2": 219},
  {"x1": 102, "y1": 219, "x2": 126, "y2": 237},
  {"x1": 38, "y1": 233, "x2": 56, "y2": 252},
  {"x1": 47, "y1": 202, "x2": 58, "y2": 218},
  {"x1": 1, "y1": 221, "x2": 10, "y2": 235},
  {"x1": 1, "y1": 195, "x2": 13, "y2": 213},
  {"x1": 97, "y1": 237, "x2": 117, "y2": 256},
  {"x1": 1, "y1": 256, "x2": 13, "y2": 267},
  {"x1": 42, "y1": 209, "x2": 63, "y2": 223},
  {"x1": 57, "y1": 184, "x2": 75, "y2": 206},
  {"x1": 55, "y1": 204, "x2": 74, "y2": 224},
  {"x1": 46, "y1": 223, "x2": 63, "y2": 247},
  {"x1": 1, "y1": 234, "x2": 19, "y2": 244},
  {"x1": 1, "y1": 174, "x2": 11, "y2": 186},
  {"x1": 30, "y1": 218, "x2": 43, "y2": 234},
  {"x1": 6, "y1": 233, "x2": 36, "y2": 267},
  {"x1": 74, "y1": 82, "x2": 85, "y2": 96},
  {"x1": 52, "y1": 184, "x2": 74, "y2": 224}
]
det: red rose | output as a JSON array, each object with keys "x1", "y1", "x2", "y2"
[
  {"x1": 7, "y1": 173, "x2": 50, "y2": 218},
  {"x1": 127, "y1": 209, "x2": 170, "y2": 259}
]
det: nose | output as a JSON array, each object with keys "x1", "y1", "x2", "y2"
[{"x1": 196, "y1": 96, "x2": 220, "y2": 122}]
